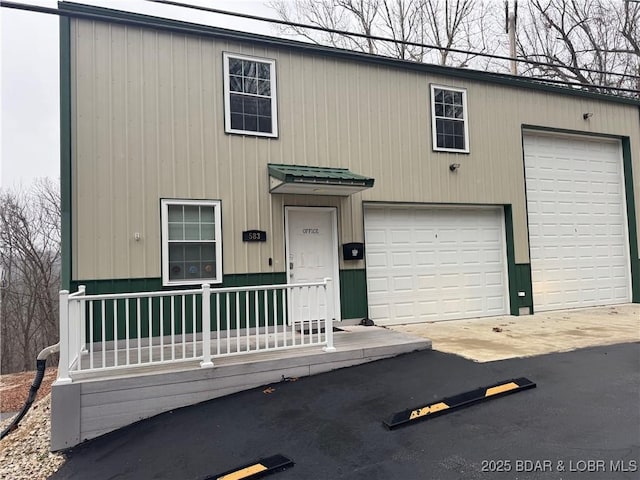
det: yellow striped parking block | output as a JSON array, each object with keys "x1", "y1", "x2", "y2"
[
  {"x1": 384, "y1": 377, "x2": 536, "y2": 429},
  {"x1": 206, "y1": 454, "x2": 294, "y2": 480}
]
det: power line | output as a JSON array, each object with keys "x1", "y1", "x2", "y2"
[
  {"x1": 1, "y1": 0, "x2": 638, "y2": 95},
  {"x1": 148, "y1": 0, "x2": 640, "y2": 81}
]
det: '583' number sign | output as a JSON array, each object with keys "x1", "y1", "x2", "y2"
[{"x1": 242, "y1": 230, "x2": 267, "y2": 242}]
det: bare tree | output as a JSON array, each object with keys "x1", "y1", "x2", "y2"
[
  {"x1": 269, "y1": 0, "x2": 497, "y2": 67},
  {"x1": 516, "y1": 0, "x2": 640, "y2": 94},
  {"x1": 269, "y1": 0, "x2": 381, "y2": 53},
  {"x1": 267, "y1": 0, "x2": 638, "y2": 93},
  {"x1": 0, "y1": 179, "x2": 60, "y2": 373}
]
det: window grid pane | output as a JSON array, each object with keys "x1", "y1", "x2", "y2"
[
  {"x1": 227, "y1": 56, "x2": 274, "y2": 134},
  {"x1": 165, "y1": 202, "x2": 219, "y2": 282},
  {"x1": 168, "y1": 240, "x2": 217, "y2": 281},
  {"x1": 433, "y1": 88, "x2": 466, "y2": 150}
]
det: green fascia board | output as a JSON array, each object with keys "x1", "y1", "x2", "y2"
[
  {"x1": 58, "y1": 2, "x2": 639, "y2": 107},
  {"x1": 268, "y1": 164, "x2": 374, "y2": 187}
]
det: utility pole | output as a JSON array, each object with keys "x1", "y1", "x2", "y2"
[{"x1": 505, "y1": 0, "x2": 518, "y2": 75}]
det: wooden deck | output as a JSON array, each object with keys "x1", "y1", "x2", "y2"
[{"x1": 50, "y1": 325, "x2": 431, "y2": 451}]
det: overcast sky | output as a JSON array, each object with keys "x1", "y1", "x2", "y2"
[{"x1": 0, "y1": 0, "x2": 280, "y2": 189}]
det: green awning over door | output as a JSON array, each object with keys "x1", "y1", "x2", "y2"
[{"x1": 268, "y1": 164, "x2": 375, "y2": 196}]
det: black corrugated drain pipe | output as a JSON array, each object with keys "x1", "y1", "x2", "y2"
[{"x1": 1, "y1": 342, "x2": 60, "y2": 440}]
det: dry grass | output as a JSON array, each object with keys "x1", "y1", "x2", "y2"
[{"x1": 1, "y1": 368, "x2": 57, "y2": 412}]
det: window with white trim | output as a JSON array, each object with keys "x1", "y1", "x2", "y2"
[
  {"x1": 430, "y1": 85, "x2": 469, "y2": 153},
  {"x1": 223, "y1": 52, "x2": 278, "y2": 137},
  {"x1": 161, "y1": 199, "x2": 222, "y2": 286}
]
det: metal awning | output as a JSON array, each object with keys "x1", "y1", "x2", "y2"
[{"x1": 268, "y1": 164, "x2": 375, "y2": 196}]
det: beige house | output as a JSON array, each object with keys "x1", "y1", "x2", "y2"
[{"x1": 52, "y1": 2, "x2": 639, "y2": 449}]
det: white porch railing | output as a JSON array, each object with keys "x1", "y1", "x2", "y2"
[{"x1": 56, "y1": 279, "x2": 336, "y2": 383}]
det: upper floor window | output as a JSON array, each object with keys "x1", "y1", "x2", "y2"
[
  {"x1": 161, "y1": 199, "x2": 223, "y2": 286},
  {"x1": 430, "y1": 85, "x2": 469, "y2": 153},
  {"x1": 223, "y1": 52, "x2": 278, "y2": 137}
]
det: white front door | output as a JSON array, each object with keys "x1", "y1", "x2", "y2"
[{"x1": 285, "y1": 207, "x2": 341, "y2": 322}]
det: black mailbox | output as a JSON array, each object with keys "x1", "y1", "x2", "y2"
[{"x1": 343, "y1": 242, "x2": 364, "y2": 260}]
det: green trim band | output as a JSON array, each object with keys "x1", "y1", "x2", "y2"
[
  {"x1": 60, "y1": 13, "x2": 72, "y2": 291},
  {"x1": 622, "y1": 138, "x2": 639, "y2": 302},
  {"x1": 504, "y1": 205, "x2": 533, "y2": 315},
  {"x1": 58, "y1": 2, "x2": 639, "y2": 107},
  {"x1": 339, "y1": 269, "x2": 368, "y2": 319},
  {"x1": 71, "y1": 272, "x2": 287, "y2": 294},
  {"x1": 74, "y1": 273, "x2": 287, "y2": 341}
]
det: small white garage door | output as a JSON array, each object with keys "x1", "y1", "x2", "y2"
[
  {"x1": 364, "y1": 206, "x2": 509, "y2": 325},
  {"x1": 523, "y1": 132, "x2": 631, "y2": 311}
]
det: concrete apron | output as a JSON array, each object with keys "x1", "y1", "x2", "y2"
[{"x1": 390, "y1": 303, "x2": 640, "y2": 362}]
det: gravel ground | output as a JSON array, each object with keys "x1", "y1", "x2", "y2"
[{"x1": 1, "y1": 370, "x2": 65, "y2": 480}]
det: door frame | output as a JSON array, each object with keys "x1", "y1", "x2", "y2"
[{"x1": 284, "y1": 206, "x2": 342, "y2": 322}]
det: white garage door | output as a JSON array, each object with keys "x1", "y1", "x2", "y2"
[
  {"x1": 523, "y1": 132, "x2": 631, "y2": 311},
  {"x1": 364, "y1": 206, "x2": 509, "y2": 325}
]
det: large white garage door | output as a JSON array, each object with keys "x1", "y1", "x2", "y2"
[
  {"x1": 364, "y1": 206, "x2": 509, "y2": 325},
  {"x1": 523, "y1": 132, "x2": 631, "y2": 311}
]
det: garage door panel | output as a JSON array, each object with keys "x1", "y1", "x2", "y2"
[
  {"x1": 485, "y1": 272, "x2": 503, "y2": 287},
  {"x1": 416, "y1": 274, "x2": 437, "y2": 288},
  {"x1": 365, "y1": 206, "x2": 509, "y2": 324},
  {"x1": 369, "y1": 304, "x2": 389, "y2": 319},
  {"x1": 391, "y1": 252, "x2": 412, "y2": 266},
  {"x1": 461, "y1": 251, "x2": 481, "y2": 265},
  {"x1": 365, "y1": 230, "x2": 387, "y2": 245},
  {"x1": 486, "y1": 295, "x2": 506, "y2": 310},
  {"x1": 367, "y1": 277, "x2": 389, "y2": 294},
  {"x1": 463, "y1": 272, "x2": 483, "y2": 284},
  {"x1": 415, "y1": 252, "x2": 437, "y2": 266},
  {"x1": 483, "y1": 248, "x2": 503, "y2": 263},
  {"x1": 366, "y1": 252, "x2": 388, "y2": 268},
  {"x1": 524, "y1": 133, "x2": 631, "y2": 311},
  {"x1": 612, "y1": 263, "x2": 628, "y2": 275},
  {"x1": 390, "y1": 230, "x2": 411, "y2": 243},
  {"x1": 439, "y1": 251, "x2": 460, "y2": 265},
  {"x1": 614, "y1": 285, "x2": 630, "y2": 298},
  {"x1": 392, "y1": 276, "x2": 414, "y2": 292},
  {"x1": 414, "y1": 229, "x2": 436, "y2": 242}
]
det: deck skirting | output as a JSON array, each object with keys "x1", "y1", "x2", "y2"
[{"x1": 51, "y1": 327, "x2": 430, "y2": 451}]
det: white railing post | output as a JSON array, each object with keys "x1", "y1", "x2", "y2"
[
  {"x1": 78, "y1": 285, "x2": 87, "y2": 353},
  {"x1": 68, "y1": 295, "x2": 77, "y2": 370},
  {"x1": 322, "y1": 278, "x2": 336, "y2": 353},
  {"x1": 56, "y1": 290, "x2": 72, "y2": 384},
  {"x1": 200, "y1": 284, "x2": 214, "y2": 368}
]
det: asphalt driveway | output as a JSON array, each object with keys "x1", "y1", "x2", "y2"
[{"x1": 51, "y1": 342, "x2": 640, "y2": 480}]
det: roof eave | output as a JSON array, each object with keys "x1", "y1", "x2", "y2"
[{"x1": 58, "y1": 2, "x2": 640, "y2": 106}]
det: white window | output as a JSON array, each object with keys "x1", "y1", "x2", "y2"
[
  {"x1": 161, "y1": 199, "x2": 222, "y2": 286},
  {"x1": 223, "y1": 52, "x2": 278, "y2": 137},
  {"x1": 430, "y1": 85, "x2": 469, "y2": 153}
]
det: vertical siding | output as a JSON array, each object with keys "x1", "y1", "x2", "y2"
[{"x1": 71, "y1": 19, "x2": 640, "y2": 280}]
